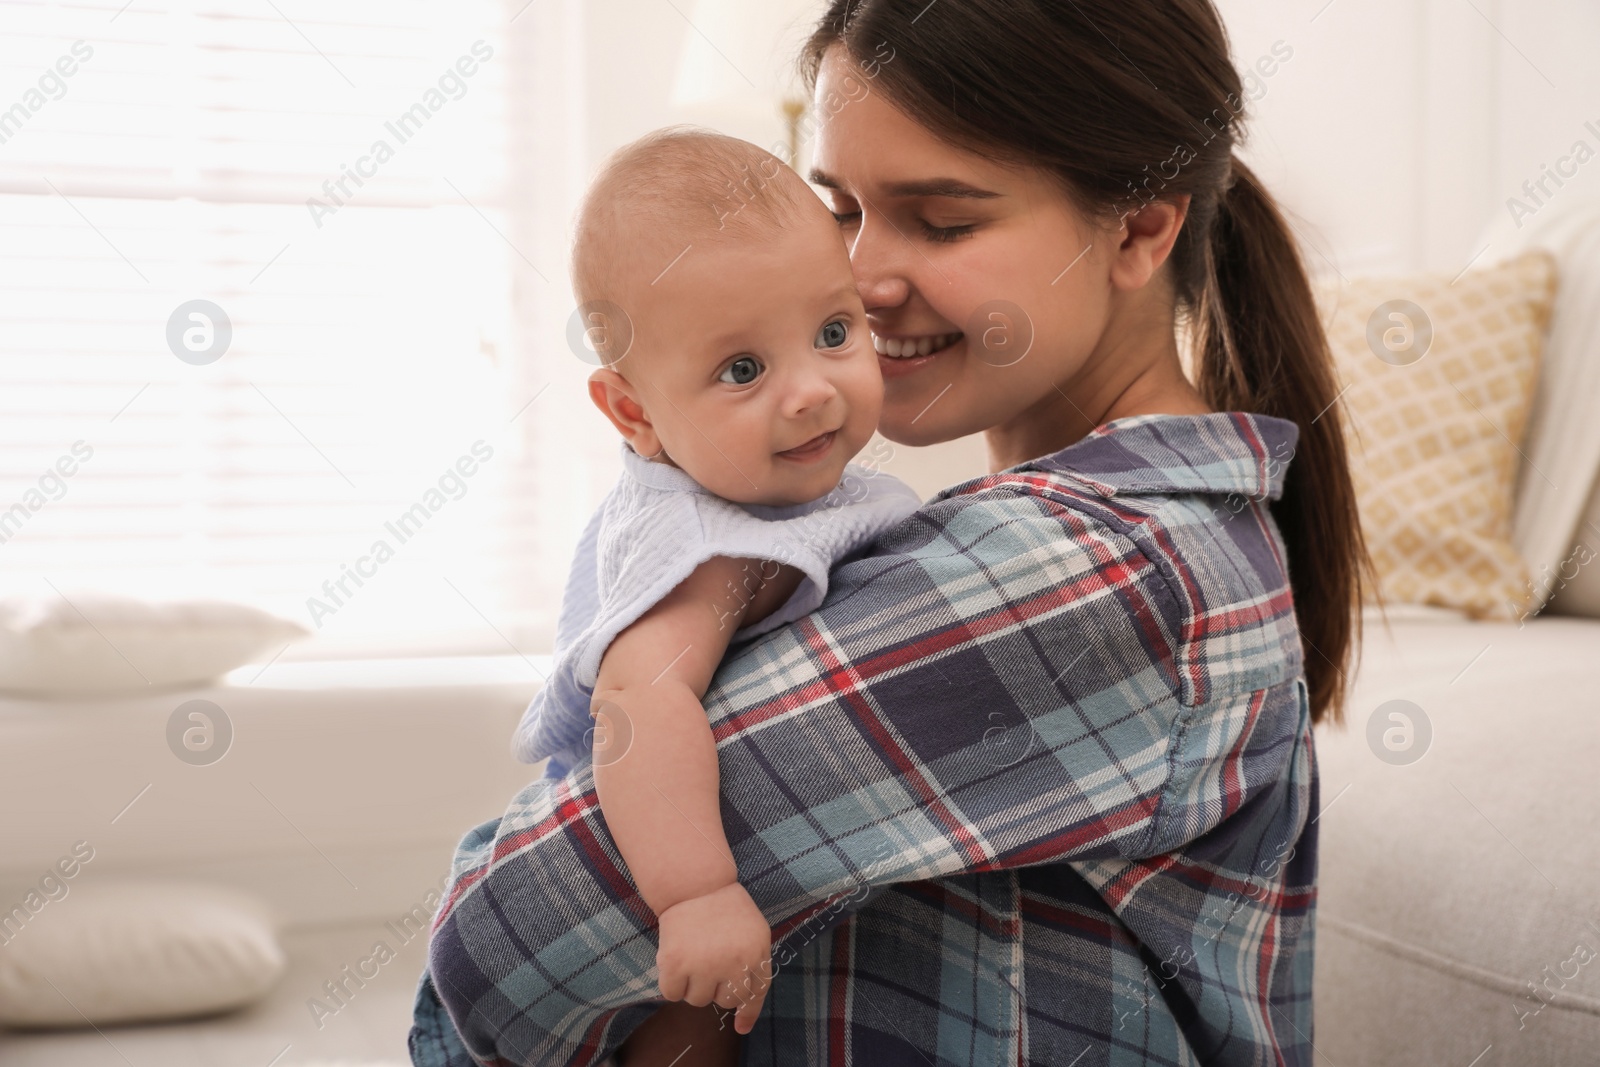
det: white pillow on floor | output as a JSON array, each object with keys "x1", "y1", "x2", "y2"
[
  {"x1": 0, "y1": 879, "x2": 287, "y2": 1028},
  {"x1": 0, "y1": 593, "x2": 309, "y2": 696}
]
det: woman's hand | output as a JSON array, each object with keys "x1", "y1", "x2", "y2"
[{"x1": 655, "y1": 881, "x2": 772, "y2": 1035}]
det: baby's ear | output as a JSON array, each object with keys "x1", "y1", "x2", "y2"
[{"x1": 587, "y1": 369, "x2": 659, "y2": 452}]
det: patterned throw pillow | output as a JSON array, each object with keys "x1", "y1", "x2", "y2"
[{"x1": 1319, "y1": 250, "x2": 1558, "y2": 619}]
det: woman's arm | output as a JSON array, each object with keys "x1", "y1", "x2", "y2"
[{"x1": 426, "y1": 479, "x2": 1304, "y2": 1064}]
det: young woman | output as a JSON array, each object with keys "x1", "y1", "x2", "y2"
[{"x1": 409, "y1": 1, "x2": 1366, "y2": 1064}]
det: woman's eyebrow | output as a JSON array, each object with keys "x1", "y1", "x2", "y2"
[
  {"x1": 883, "y1": 177, "x2": 1001, "y2": 200},
  {"x1": 810, "y1": 168, "x2": 1000, "y2": 200}
]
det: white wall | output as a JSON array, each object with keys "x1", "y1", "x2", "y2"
[{"x1": 1219, "y1": 0, "x2": 1600, "y2": 275}]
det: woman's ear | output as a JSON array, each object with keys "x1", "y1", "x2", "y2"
[
  {"x1": 1109, "y1": 194, "x2": 1192, "y2": 292},
  {"x1": 588, "y1": 368, "x2": 663, "y2": 457}
]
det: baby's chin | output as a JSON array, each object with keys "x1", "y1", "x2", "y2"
[{"x1": 718, "y1": 454, "x2": 853, "y2": 509}]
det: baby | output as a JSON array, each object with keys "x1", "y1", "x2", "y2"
[{"x1": 509, "y1": 126, "x2": 923, "y2": 1046}]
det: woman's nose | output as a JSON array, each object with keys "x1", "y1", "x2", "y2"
[{"x1": 847, "y1": 216, "x2": 912, "y2": 311}]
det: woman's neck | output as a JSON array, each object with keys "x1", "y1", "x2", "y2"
[{"x1": 984, "y1": 298, "x2": 1212, "y2": 474}]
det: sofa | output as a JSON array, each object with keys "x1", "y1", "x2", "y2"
[{"x1": 1309, "y1": 197, "x2": 1600, "y2": 1064}]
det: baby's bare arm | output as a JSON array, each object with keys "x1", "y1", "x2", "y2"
[{"x1": 591, "y1": 556, "x2": 802, "y2": 917}]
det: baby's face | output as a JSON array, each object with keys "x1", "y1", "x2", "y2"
[{"x1": 612, "y1": 212, "x2": 883, "y2": 507}]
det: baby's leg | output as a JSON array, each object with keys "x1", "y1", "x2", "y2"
[{"x1": 616, "y1": 1001, "x2": 739, "y2": 1067}]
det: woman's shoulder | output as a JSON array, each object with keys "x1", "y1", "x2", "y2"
[
  {"x1": 934, "y1": 412, "x2": 1296, "y2": 502},
  {"x1": 917, "y1": 413, "x2": 1294, "y2": 533},
  {"x1": 899, "y1": 412, "x2": 1306, "y2": 703}
]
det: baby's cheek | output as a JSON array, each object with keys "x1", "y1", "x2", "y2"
[
  {"x1": 855, "y1": 375, "x2": 886, "y2": 436},
  {"x1": 694, "y1": 412, "x2": 748, "y2": 464},
  {"x1": 845, "y1": 357, "x2": 884, "y2": 415}
]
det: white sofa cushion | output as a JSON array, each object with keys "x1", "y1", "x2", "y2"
[
  {"x1": 1479, "y1": 199, "x2": 1600, "y2": 611},
  {"x1": 1547, "y1": 482, "x2": 1600, "y2": 616},
  {"x1": 1314, "y1": 616, "x2": 1600, "y2": 1064},
  {"x1": 0, "y1": 879, "x2": 287, "y2": 1028},
  {"x1": 0, "y1": 593, "x2": 308, "y2": 696}
]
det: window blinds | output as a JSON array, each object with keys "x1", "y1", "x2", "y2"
[{"x1": 0, "y1": 0, "x2": 597, "y2": 660}]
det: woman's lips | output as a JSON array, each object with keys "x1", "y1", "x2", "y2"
[
  {"x1": 872, "y1": 331, "x2": 963, "y2": 358},
  {"x1": 777, "y1": 430, "x2": 836, "y2": 462},
  {"x1": 875, "y1": 331, "x2": 964, "y2": 378}
]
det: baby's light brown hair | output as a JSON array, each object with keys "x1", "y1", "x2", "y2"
[{"x1": 570, "y1": 126, "x2": 820, "y2": 369}]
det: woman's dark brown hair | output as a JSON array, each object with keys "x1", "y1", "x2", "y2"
[{"x1": 799, "y1": 0, "x2": 1368, "y2": 725}]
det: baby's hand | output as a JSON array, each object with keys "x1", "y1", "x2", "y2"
[{"x1": 656, "y1": 881, "x2": 772, "y2": 1034}]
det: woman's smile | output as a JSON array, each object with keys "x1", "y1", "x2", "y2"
[
  {"x1": 871, "y1": 329, "x2": 964, "y2": 378},
  {"x1": 870, "y1": 330, "x2": 964, "y2": 359}
]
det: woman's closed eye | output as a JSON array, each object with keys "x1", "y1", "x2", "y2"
[
  {"x1": 830, "y1": 208, "x2": 976, "y2": 244},
  {"x1": 918, "y1": 219, "x2": 976, "y2": 243},
  {"x1": 718, "y1": 355, "x2": 763, "y2": 386}
]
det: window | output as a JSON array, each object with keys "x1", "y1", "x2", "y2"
[{"x1": 0, "y1": 0, "x2": 603, "y2": 660}]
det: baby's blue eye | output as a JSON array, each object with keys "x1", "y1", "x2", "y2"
[
  {"x1": 719, "y1": 356, "x2": 762, "y2": 385},
  {"x1": 816, "y1": 320, "x2": 849, "y2": 349}
]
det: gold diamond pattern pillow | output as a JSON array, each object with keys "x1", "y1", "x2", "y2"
[{"x1": 1320, "y1": 250, "x2": 1558, "y2": 619}]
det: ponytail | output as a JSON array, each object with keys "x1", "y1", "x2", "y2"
[{"x1": 1192, "y1": 159, "x2": 1369, "y2": 725}]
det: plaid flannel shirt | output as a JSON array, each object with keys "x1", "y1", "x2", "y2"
[{"x1": 409, "y1": 411, "x2": 1319, "y2": 1067}]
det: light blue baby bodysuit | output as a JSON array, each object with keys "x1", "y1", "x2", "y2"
[{"x1": 511, "y1": 439, "x2": 925, "y2": 776}]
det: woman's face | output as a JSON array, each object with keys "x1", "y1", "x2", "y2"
[{"x1": 809, "y1": 45, "x2": 1121, "y2": 449}]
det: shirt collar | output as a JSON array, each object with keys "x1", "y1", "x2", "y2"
[
  {"x1": 1013, "y1": 412, "x2": 1300, "y2": 501},
  {"x1": 619, "y1": 439, "x2": 708, "y2": 495}
]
